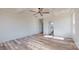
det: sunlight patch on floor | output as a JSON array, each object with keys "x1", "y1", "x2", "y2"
[{"x1": 44, "y1": 35, "x2": 64, "y2": 40}]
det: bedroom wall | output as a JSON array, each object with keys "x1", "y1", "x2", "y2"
[
  {"x1": 0, "y1": 9, "x2": 42, "y2": 42},
  {"x1": 43, "y1": 9, "x2": 73, "y2": 38},
  {"x1": 73, "y1": 9, "x2": 79, "y2": 48}
]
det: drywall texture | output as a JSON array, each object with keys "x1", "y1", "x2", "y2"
[
  {"x1": 0, "y1": 9, "x2": 42, "y2": 42},
  {"x1": 43, "y1": 8, "x2": 73, "y2": 38}
]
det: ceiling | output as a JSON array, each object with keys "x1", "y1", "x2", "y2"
[{"x1": 0, "y1": 8, "x2": 72, "y2": 16}]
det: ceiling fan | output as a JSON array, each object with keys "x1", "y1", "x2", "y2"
[{"x1": 30, "y1": 8, "x2": 49, "y2": 16}]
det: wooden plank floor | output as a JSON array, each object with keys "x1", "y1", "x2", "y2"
[{"x1": 0, "y1": 34, "x2": 78, "y2": 50}]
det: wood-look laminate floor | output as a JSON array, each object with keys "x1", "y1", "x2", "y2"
[{"x1": 0, "y1": 34, "x2": 78, "y2": 50}]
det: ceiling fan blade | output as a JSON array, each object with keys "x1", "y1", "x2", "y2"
[
  {"x1": 42, "y1": 12, "x2": 49, "y2": 14},
  {"x1": 40, "y1": 12, "x2": 43, "y2": 16},
  {"x1": 30, "y1": 8, "x2": 39, "y2": 12},
  {"x1": 33, "y1": 12, "x2": 43, "y2": 16}
]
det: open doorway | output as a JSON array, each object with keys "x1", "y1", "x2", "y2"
[{"x1": 39, "y1": 18, "x2": 43, "y2": 33}]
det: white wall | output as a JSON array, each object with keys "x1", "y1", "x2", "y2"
[
  {"x1": 43, "y1": 9, "x2": 73, "y2": 38},
  {"x1": 73, "y1": 9, "x2": 79, "y2": 48},
  {"x1": 0, "y1": 9, "x2": 42, "y2": 42}
]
